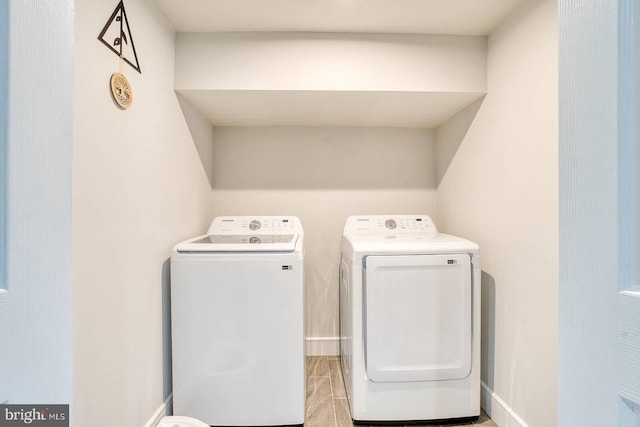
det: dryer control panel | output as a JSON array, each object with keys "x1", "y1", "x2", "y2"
[
  {"x1": 208, "y1": 216, "x2": 303, "y2": 235},
  {"x1": 343, "y1": 215, "x2": 437, "y2": 234}
]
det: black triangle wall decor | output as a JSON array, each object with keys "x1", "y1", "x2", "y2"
[{"x1": 98, "y1": 0, "x2": 141, "y2": 73}]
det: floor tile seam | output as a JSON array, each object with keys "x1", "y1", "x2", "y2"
[
  {"x1": 327, "y1": 359, "x2": 348, "y2": 400},
  {"x1": 326, "y1": 365, "x2": 340, "y2": 426}
]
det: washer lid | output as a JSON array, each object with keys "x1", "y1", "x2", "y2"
[{"x1": 176, "y1": 234, "x2": 299, "y2": 253}]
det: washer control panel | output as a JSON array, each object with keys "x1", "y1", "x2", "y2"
[
  {"x1": 208, "y1": 216, "x2": 303, "y2": 235},
  {"x1": 343, "y1": 215, "x2": 437, "y2": 234},
  {"x1": 385, "y1": 219, "x2": 397, "y2": 230}
]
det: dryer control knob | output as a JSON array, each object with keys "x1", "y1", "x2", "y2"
[
  {"x1": 385, "y1": 219, "x2": 397, "y2": 230},
  {"x1": 249, "y1": 220, "x2": 261, "y2": 230}
]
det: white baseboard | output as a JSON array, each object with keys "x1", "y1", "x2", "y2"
[
  {"x1": 481, "y1": 382, "x2": 528, "y2": 427},
  {"x1": 305, "y1": 336, "x2": 339, "y2": 356},
  {"x1": 143, "y1": 394, "x2": 173, "y2": 427}
]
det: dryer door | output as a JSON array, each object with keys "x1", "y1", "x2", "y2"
[{"x1": 364, "y1": 254, "x2": 472, "y2": 382}]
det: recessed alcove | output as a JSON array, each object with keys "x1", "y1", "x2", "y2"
[
  {"x1": 165, "y1": 28, "x2": 489, "y2": 352},
  {"x1": 147, "y1": 2, "x2": 557, "y2": 426}
]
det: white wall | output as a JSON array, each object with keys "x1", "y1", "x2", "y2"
[
  {"x1": 6, "y1": 0, "x2": 74, "y2": 404},
  {"x1": 436, "y1": 1, "x2": 558, "y2": 426},
  {"x1": 73, "y1": 0, "x2": 213, "y2": 425},
  {"x1": 210, "y1": 127, "x2": 436, "y2": 353},
  {"x1": 175, "y1": 33, "x2": 487, "y2": 92}
]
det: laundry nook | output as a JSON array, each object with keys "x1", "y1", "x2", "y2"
[{"x1": 7, "y1": 0, "x2": 636, "y2": 426}]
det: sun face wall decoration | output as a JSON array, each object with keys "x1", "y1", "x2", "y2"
[{"x1": 98, "y1": 0, "x2": 141, "y2": 110}]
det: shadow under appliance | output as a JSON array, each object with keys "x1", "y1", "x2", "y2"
[
  {"x1": 171, "y1": 216, "x2": 305, "y2": 426},
  {"x1": 340, "y1": 215, "x2": 480, "y2": 423}
]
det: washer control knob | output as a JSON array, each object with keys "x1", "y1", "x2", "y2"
[
  {"x1": 249, "y1": 220, "x2": 261, "y2": 230},
  {"x1": 385, "y1": 219, "x2": 397, "y2": 230},
  {"x1": 249, "y1": 236, "x2": 261, "y2": 244}
]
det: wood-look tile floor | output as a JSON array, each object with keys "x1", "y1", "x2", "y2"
[{"x1": 305, "y1": 356, "x2": 498, "y2": 427}]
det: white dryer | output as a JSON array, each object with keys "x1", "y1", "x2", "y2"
[
  {"x1": 171, "y1": 216, "x2": 305, "y2": 426},
  {"x1": 340, "y1": 215, "x2": 480, "y2": 423}
]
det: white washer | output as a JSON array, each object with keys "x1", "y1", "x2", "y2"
[
  {"x1": 171, "y1": 216, "x2": 305, "y2": 426},
  {"x1": 340, "y1": 215, "x2": 480, "y2": 423}
]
